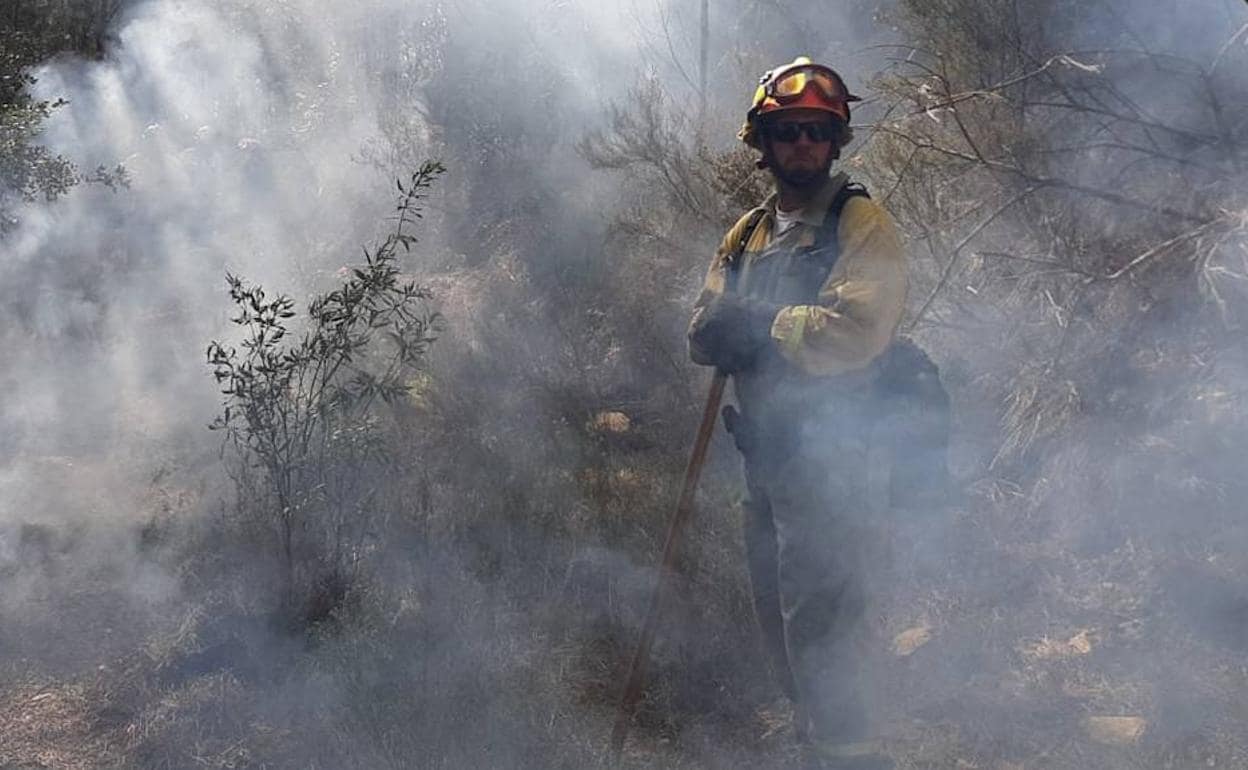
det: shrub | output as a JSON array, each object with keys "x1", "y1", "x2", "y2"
[{"x1": 206, "y1": 160, "x2": 445, "y2": 619}]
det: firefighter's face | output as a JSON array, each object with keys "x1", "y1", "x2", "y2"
[{"x1": 762, "y1": 109, "x2": 838, "y2": 186}]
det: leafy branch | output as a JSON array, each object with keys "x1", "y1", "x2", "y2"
[{"x1": 206, "y1": 160, "x2": 446, "y2": 608}]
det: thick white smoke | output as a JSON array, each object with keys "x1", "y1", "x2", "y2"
[
  {"x1": 0, "y1": 0, "x2": 648, "y2": 502},
  {"x1": 0, "y1": 0, "x2": 660, "y2": 690}
]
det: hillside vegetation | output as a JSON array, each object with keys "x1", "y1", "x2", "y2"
[{"x1": 2, "y1": 1, "x2": 1247, "y2": 768}]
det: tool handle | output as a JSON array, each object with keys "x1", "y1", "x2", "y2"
[{"x1": 610, "y1": 369, "x2": 728, "y2": 759}]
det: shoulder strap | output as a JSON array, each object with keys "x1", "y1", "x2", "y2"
[
  {"x1": 724, "y1": 180, "x2": 871, "y2": 275},
  {"x1": 816, "y1": 181, "x2": 870, "y2": 248},
  {"x1": 723, "y1": 207, "x2": 768, "y2": 290},
  {"x1": 728, "y1": 208, "x2": 767, "y2": 268},
  {"x1": 834, "y1": 181, "x2": 870, "y2": 212}
]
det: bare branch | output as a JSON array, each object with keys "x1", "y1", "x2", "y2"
[
  {"x1": 1099, "y1": 214, "x2": 1238, "y2": 281},
  {"x1": 908, "y1": 185, "x2": 1042, "y2": 331}
]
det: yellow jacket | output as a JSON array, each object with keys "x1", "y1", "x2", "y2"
[{"x1": 689, "y1": 173, "x2": 906, "y2": 382}]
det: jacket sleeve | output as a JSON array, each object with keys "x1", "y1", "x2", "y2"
[
  {"x1": 687, "y1": 211, "x2": 766, "y2": 366},
  {"x1": 769, "y1": 196, "x2": 907, "y2": 376}
]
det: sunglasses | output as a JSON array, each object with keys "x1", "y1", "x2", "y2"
[{"x1": 765, "y1": 120, "x2": 838, "y2": 144}]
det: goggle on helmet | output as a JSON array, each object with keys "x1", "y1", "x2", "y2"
[{"x1": 738, "y1": 56, "x2": 860, "y2": 149}]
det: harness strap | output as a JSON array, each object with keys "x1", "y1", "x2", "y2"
[
  {"x1": 725, "y1": 180, "x2": 871, "y2": 281},
  {"x1": 725, "y1": 207, "x2": 768, "y2": 293},
  {"x1": 818, "y1": 182, "x2": 870, "y2": 249}
]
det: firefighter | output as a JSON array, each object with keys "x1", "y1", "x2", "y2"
[{"x1": 688, "y1": 56, "x2": 906, "y2": 769}]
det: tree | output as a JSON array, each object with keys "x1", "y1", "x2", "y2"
[{"x1": 869, "y1": 0, "x2": 1248, "y2": 470}]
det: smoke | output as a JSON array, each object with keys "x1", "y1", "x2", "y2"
[
  {"x1": 4, "y1": 0, "x2": 1246, "y2": 767},
  {"x1": 0, "y1": 0, "x2": 661, "y2": 454},
  {"x1": 0, "y1": 0, "x2": 801, "y2": 765}
]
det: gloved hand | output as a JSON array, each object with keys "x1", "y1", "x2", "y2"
[{"x1": 688, "y1": 294, "x2": 782, "y2": 373}]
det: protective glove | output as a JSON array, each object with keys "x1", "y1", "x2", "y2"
[{"x1": 688, "y1": 294, "x2": 782, "y2": 373}]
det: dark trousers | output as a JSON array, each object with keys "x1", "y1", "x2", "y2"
[{"x1": 735, "y1": 409, "x2": 874, "y2": 746}]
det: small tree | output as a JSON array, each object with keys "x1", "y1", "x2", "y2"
[{"x1": 207, "y1": 160, "x2": 445, "y2": 617}]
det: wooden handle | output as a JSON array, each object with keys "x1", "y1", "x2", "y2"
[{"x1": 610, "y1": 370, "x2": 728, "y2": 759}]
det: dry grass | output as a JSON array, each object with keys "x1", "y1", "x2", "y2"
[{"x1": 0, "y1": 680, "x2": 124, "y2": 770}]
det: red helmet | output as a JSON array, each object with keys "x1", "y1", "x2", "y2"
[{"x1": 739, "y1": 56, "x2": 860, "y2": 148}]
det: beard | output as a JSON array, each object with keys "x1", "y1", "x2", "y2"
[
  {"x1": 773, "y1": 159, "x2": 832, "y2": 187},
  {"x1": 764, "y1": 144, "x2": 835, "y2": 188}
]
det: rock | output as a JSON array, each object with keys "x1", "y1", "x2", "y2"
[
  {"x1": 590, "y1": 411, "x2": 631, "y2": 433},
  {"x1": 1021, "y1": 628, "x2": 1096, "y2": 660},
  {"x1": 892, "y1": 625, "x2": 932, "y2": 656},
  {"x1": 1068, "y1": 629, "x2": 1094, "y2": 655},
  {"x1": 1085, "y1": 716, "x2": 1147, "y2": 745}
]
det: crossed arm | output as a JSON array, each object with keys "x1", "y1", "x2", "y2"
[{"x1": 688, "y1": 196, "x2": 907, "y2": 376}]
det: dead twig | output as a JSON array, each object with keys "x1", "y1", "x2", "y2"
[
  {"x1": 1099, "y1": 214, "x2": 1234, "y2": 281},
  {"x1": 908, "y1": 185, "x2": 1042, "y2": 331}
]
